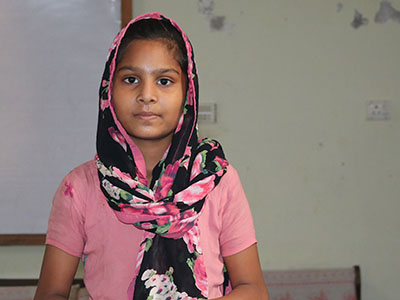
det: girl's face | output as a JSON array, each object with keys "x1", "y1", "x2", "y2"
[{"x1": 112, "y1": 39, "x2": 186, "y2": 146}]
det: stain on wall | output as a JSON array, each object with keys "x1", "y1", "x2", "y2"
[
  {"x1": 351, "y1": 10, "x2": 369, "y2": 28},
  {"x1": 209, "y1": 15, "x2": 226, "y2": 31},
  {"x1": 198, "y1": 0, "x2": 214, "y2": 16},
  {"x1": 197, "y1": 0, "x2": 232, "y2": 32},
  {"x1": 337, "y1": 2, "x2": 343, "y2": 13},
  {"x1": 341, "y1": 1, "x2": 400, "y2": 28},
  {"x1": 375, "y1": 0, "x2": 400, "y2": 24}
]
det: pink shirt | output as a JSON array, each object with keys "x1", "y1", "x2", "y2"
[{"x1": 46, "y1": 160, "x2": 256, "y2": 300}]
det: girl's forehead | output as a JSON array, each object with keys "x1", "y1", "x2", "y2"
[
  {"x1": 120, "y1": 40, "x2": 179, "y2": 63},
  {"x1": 125, "y1": 39, "x2": 174, "y2": 53},
  {"x1": 116, "y1": 39, "x2": 183, "y2": 73}
]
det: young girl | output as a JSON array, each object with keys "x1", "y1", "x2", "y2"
[{"x1": 35, "y1": 12, "x2": 268, "y2": 300}]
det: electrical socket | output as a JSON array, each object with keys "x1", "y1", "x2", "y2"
[
  {"x1": 199, "y1": 103, "x2": 217, "y2": 123},
  {"x1": 367, "y1": 100, "x2": 391, "y2": 121}
]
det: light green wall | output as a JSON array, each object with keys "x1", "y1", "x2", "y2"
[{"x1": 1, "y1": 1, "x2": 399, "y2": 300}]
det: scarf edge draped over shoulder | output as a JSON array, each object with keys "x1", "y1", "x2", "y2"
[{"x1": 95, "y1": 12, "x2": 229, "y2": 300}]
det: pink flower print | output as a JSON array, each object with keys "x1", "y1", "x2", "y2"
[
  {"x1": 214, "y1": 155, "x2": 228, "y2": 170},
  {"x1": 149, "y1": 205, "x2": 168, "y2": 215},
  {"x1": 119, "y1": 204, "x2": 147, "y2": 218},
  {"x1": 113, "y1": 166, "x2": 137, "y2": 189},
  {"x1": 106, "y1": 33, "x2": 121, "y2": 60},
  {"x1": 135, "y1": 167, "x2": 147, "y2": 186},
  {"x1": 100, "y1": 80, "x2": 110, "y2": 111},
  {"x1": 143, "y1": 202, "x2": 179, "y2": 217},
  {"x1": 210, "y1": 144, "x2": 218, "y2": 151},
  {"x1": 108, "y1": 127, "x2": 127, "y2": 151},
  {"x1": 155, "y1": 161, "x2": 180, "y2": 200},
  {"x1": 161, "y1": 145, "x2": 171, "y2": 161},
  {"x1": 174, "y1": 113, "x2": 184, "y2": 133},
  {"x1": 118, "y1": 202, "x2": 180, "y2": 225},
  {"x1": 111, "y1": 33, "x2": 121, "y2": 49},
  {"x1": 183, "y1": 232, "x2": 195, "y2": 253},
  {"x1": 156, "y1": 215, "x2": 173, "y2": 227},
  {"x1": 142, "y1": 269, "x2": 157, "y2": 283},
  {"x1": 190, "y1": 153, "x2": 204, "y2": 181},
  {"x1": 141, "y1": 267, "x2": 193, "y2": 300},
  {"x1": 64, "y1": 183, "x2": 73, "y2": 197},
  {"x1": 183, "y1": 226, "x2": 201, "y2": 254},
  {"x1": 102, "y1": 180, "x2": 121, "y2": 199},
  {"x1": 215, "y1": 168, "x2": 225, "y2": 177},
  {"x1": 162, "y1": 203, "x2": 180, "y2": 216},
  {"x1": 181, "y1": 147, "x2": 192, "y2": 170},
  {"x1": 135, "y1": 185, "x2": 154, "y2": 200},
  {"x1": 166, "y1": 210, "x2": 198, "y2": 237},
  {"x1": 133, "y1": 233, "x2": 154, "y2": 275},
  {"x1": 181, "y1": 157, "x2": 190, "y2": 171},
  {"x1": 193, "y1": 255, "x2": 208, "y2": 297},
  {"x1": 175, "y1": 175, "x2": 215, "y2": 206},
  {"x1": 141, "y1": 222, "x2": 154, "y2": 230},
  {"x1": 184, "y1": 146, "x2": 192, "y2": 157},
  {"x1": 100, "y1": 98, "x2": 110, "y2": 111}
]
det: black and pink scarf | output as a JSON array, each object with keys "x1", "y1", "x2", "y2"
[{"x1": 96, "y1": 12, "x2": 229, "y2": 299}]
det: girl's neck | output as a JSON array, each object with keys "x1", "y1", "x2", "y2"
[{"x1": 131, "y1": 137, "x2": 172, "y2": 185}]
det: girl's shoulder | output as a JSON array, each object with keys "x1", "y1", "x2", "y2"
[
  {"x1": 61, "y1": 160, "x2": 99, "y2": 198},
  {"x1": 65, "y1": 160, "x2": 98, "y2": 181},
  {"x1": 216, "y1": 163, "x2": 242, "y2": 191},
  {"x1": 206, "y1": 163, "x2": 247, "y2": 212}
]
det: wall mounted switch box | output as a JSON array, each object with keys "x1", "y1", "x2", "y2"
[
  {"x1": 367, "y1": 100, "x2": 391, "y2": 121},
  {"x1": 199, "y1": 103, "x2": 217, "y2": 123}
]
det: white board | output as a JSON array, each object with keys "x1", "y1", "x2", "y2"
[{"x1": 0, "y1": 0, "x2": 121, "y2": 233}]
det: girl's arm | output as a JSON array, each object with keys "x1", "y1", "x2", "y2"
[
  {"x1": 214, "y1": 244, "x2": 269, "y2": 300},
  {"x1": 34, "y1": 245, "x2": 80, "y2": 300}
]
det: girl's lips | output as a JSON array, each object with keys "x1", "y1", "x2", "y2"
[{"x1": 135, "y1": 112, "x2": 159, "y2": 120}]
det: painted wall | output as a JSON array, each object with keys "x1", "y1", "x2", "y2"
[{"x1": 1, "y1": 1, "x2": 399, "y2": 300}]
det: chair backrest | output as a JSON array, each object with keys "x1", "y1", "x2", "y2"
[{"x1": 262, "y1": 265, "x2": 361, "y2": 300}]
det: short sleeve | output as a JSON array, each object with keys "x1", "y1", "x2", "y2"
[
  {"x1": 46, "y1": 167, "x2": 87, "y2": 258},
  {"x1": 219, "y1": 165, "x2": 257, "y2": 257}
]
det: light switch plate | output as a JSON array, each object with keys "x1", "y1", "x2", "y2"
[
  {"x1": 367, "y1": 100, "x2": 391, "y2": 121},
  {"x1": 199, "y1": 103, "x2": 217, "y2": 123}
]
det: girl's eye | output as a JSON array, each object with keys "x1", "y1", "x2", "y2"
[
  {"x1": 123, "y1": 76, "x2": 138, "y2": 84},
  {"x1": 158, "y1": 78, "x2": 172, "y2": 86}
]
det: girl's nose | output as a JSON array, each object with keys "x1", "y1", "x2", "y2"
[{"x1": 137, "y1": 81, "x2": 157, "y2": 104}]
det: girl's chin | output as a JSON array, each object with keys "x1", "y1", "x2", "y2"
[{"x1": 129, "y1": 132, "x2": 175, "y2": 144}]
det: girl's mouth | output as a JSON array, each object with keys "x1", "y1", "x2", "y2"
[{"x1": 135, "y1": 112, "x2": 159, "y2": 120}]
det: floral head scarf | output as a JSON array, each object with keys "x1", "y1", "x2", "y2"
[{"x1": 96, "y1": 12, "x2": 229, "y2": 299}]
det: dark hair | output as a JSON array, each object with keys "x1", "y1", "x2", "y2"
[{"x1": 116, "y1": 19, "x2": 188, "y2": 74}]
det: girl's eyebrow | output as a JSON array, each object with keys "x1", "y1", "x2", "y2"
[{"x1": 116, "y1": 66, "x2": 180, "y2": 75}]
